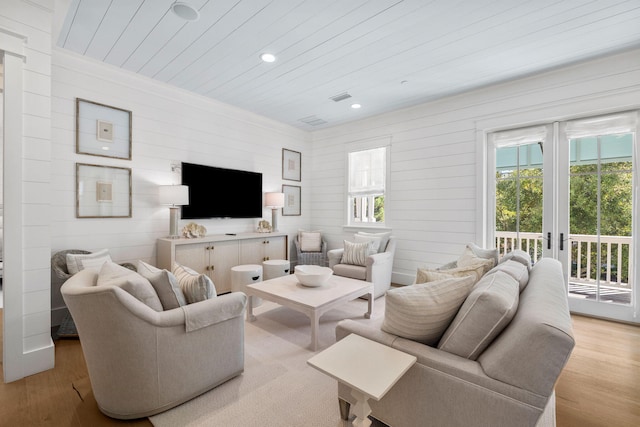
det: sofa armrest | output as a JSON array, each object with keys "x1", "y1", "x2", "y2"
[
  {"x1": 181, "y1": 292, "x2": 247, "y2": 332},
  {"x1": 328, "y1": 248, "x2": 344, "y2": 268}
]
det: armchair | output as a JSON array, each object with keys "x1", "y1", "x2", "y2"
[
  {"x1": 61, "y1": 269, "x2": 247, "y2": 419},
  {"x1": 294, "y1": 234, "x2": 328, "y2": 267},
  {"x1": 328, "y1": 236, "x2": 396, "y2": 298}
]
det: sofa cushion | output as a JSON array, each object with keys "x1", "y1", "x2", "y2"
[
  {"x1": 173, "y1": 263, "x2": 217, "y2": 304},
  {"x1": 332, "y1": 263, "x2": 367, "y2": 280},
  {"x1": 66, "y1": 249, "x2": 111, "y2": 275},
  {"x1": 355, "y1": 231, "x2": 392, "y2": 253},
  {"x1": 416, "y1": 262, "x2": 488, "y2": 285},
  {"x1": 97, "y1": 261, "x2": 163, "y2": 311},
  {"x1": 485, "y1": 259, "x2": 530, "y2": 292},
  {"x1": 298, "y1": 230, "x2": 322, "y2": 252},
  {"x1": 342, "y1": 240, "x2": 376, "y2": 266},
  {"x1": 438, "y1": 271, "x2": 519, "y2": 360},
  {"x1": 499, "y1": 249, "x2": 532, "y2": 271},
  {"x1": 137, "y1": 260, "x2": 187, "y2": 310},
  {"x1": 382, "y1": 275, "x2": 476, "y2": 346}
]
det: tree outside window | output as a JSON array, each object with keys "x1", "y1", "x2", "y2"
[{"x1": 348, "y1": 147, "x2": 386, "y2": 224}]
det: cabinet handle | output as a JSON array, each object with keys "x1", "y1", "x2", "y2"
[{"x1": 210, "y1": 265, "x2": 215, "y2": 271}]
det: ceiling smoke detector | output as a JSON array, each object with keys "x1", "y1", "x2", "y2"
[{"x1": 171, "y1": 2, "x2": 200, "y2": 21}]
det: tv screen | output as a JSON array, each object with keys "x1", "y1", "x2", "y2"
[{"x1": 181, "y1": 162, "x2": 263, "y2": 219}]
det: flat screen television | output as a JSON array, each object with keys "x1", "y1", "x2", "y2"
[{"x1": 181, "y1": 162, "x2": 263, "y2": 219}]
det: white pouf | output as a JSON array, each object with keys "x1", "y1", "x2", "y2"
[
  {"x1": 263, "y1": 259, "x2": 291, "y2": 281},
  {"x1": 231, "y1": 264, "x2": 263, "y2": 306}
]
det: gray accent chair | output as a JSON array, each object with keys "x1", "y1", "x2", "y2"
[
  {"x1": 51, "y1": 249, "x2": 136, "y2": 327},
  {"x1": 61, "y1": 268, "x2": 247, "y2": 419},
  {"x1": 328, "y1": 236, "x2": 396, "y2": 299},
  {"x1": 294, "y1": 235, "x2": 328, "y2": 267}
]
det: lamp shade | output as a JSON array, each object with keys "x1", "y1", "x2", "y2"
[
  {"x1": 265, "y1": 192, "x2": 285, "y2": 208},
  {"x1": 159, "y1": 185, "x2": 189, "y2": 206}
]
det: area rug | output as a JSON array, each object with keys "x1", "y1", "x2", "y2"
[{"x1": 149, "y1": 296, "x2": 386, "y2": 427}]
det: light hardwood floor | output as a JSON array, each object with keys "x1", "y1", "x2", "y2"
[{"x1": 0, "y1": 310, "x2": 638, "y2": 426}]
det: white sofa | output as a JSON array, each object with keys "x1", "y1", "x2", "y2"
[
  {"x1": 336, "y1": 257, "x2": 574, "y2": 427},
  {"x1": 328, "y1": 236, "x2": 396, "y2": 299},
  {"x1": 62, "y1": 268, "x2": 246, "y2": 419}
]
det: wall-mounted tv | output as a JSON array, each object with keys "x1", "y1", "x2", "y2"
[{"x1": 181, "y1": 162, "x2": 263, "y2": 219}]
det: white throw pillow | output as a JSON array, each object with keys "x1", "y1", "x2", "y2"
[
  {"x1": 137, "y1": 260, "x2": 187, "y2": 310},
  {"x1": 438, "y1": 271, "x2": 519, "y2": 360},
  {"x1": 341, "y1": 240, "x2": 377, "y2": 266},
  {"x1": 299, "y1": 231, "x2": 322, "y2": 252},
  {"x1": 97, "y1": 261, "x2": 163, "y2": 312},
  {"x1": 457, "y1": 243, "x2": 498, "y2": 274},
  {"x1": 415, "y1": 262, "x2": 489, "y2": 285},
  {"x1": 172, "y1": 263, "x2": 217, "y2": 304},
  {"x1": 382, "y1": 275, "x2": 476, "y2": 346},
  {"x1": 66, "y1": 249, "x2": 111, "y2": 275},
  {"x1": 355, "y1": 231, "x2": 391, "y2": 253}
]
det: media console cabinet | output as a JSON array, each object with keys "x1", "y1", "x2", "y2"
[{"x1": 157, "y1": 232, "x2": 288, "y2": 294}]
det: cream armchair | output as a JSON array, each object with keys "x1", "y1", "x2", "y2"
[
  {"x1": 328, "y1": 236, "x2": 396, "y2": 298},
  {"x1": 61, "y1": 269, "x2": 247, "y2": 420}
]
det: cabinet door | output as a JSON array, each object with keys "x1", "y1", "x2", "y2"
[
  {"x1": 209, "y1": 241, "x2": 239, "y2": 294},
  {"x1": 239, "y1": 238, "x2": 264, "y2": 264},
  {"x1": 264, "y1": 236, "x2": 286, "y2": 261},
  {"x1": 175, "y1": 243, "x2": 208, "y2": 272}
]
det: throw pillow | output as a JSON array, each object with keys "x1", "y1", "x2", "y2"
[
  {"x1": 96, "y1": 261, "x2": 163, "y2": 312},
  {"x1": 355, "y1": 231, "x2": 392, "y2": 253},
  {"x1": 499, "y1": 249, "x2": 532, "y2": 271},
  {"x1": 438, "y1": 271, "x2": 519, "y2": 360},
  {"x1": 341, "y1": 240, "x2": 376, "y2": 266},
  {"x1": 299, "y1": 230, "x2": 322, "y2": 252},
  {"x1": 66, "y1": 249, "x2": 111, "y2": 275},
  {"x1": 415, "y1": 262, "x2": 488, "y2": 285},
  {"x1": 485, "y1": 259, "x2": 529, "y2": 292},
  {"x1": 137, "y1": 260, "x2": 187, "y2": 310},
  {"x1": 382, "y1": 275, "x2": 476, "y2": 346},
  {"x1": 173, "y1": 263, "x2": 217, "y2": 304},
  {"x1": 457, "y1": 244, "x2": 497, "y2": 274}
]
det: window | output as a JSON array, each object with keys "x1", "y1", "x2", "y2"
[{"x1": 348, "y1": 146, "x2": 387, "y2": 225}]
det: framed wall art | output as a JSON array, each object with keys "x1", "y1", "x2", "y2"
[
  {"x1": 76, "y1": 98, "x2": 132, "y2": 160},
  {"x1": 76, "y1": 163, "x2": 132, "y2": 218},
  {"x1": 282, "y1": 184, "x2": 301, "y2": 216},
  {"x1": 282, "y1": 148, "x2": 301, "y2": 181}
]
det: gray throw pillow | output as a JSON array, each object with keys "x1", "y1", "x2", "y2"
[
  {"x1": 137, "y1": 260, "x2": 187, "y2": 309},
  {"x1": 97, "y1": 261, "x2": 163, "y2": 312},
  {"x1": 485, "y1": 259, "x2": 529, "y2": 292}
]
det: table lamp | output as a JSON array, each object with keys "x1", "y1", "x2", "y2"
[
  {"x1": 265, "y1": 192, "x2": 285, "y2": 232},
  {"x1": 159, "y1": 185, "x2": 189, "y2": 238}
]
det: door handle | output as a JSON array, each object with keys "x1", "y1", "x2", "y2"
[
  {"x1": 547, "y1": 232, "x2": 551, "y2": 250},
  {"x1": 560, "y1": 233, "x2": 564, "y2": 251}
]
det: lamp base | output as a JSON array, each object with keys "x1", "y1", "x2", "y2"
[
  {"x1": 168, "y1": 207, "x2": 181, "y2": 239},
  {"x1": 271, "y1": 208, "x2": 279, "y2": 232}
]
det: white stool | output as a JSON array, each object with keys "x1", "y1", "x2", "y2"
[
  {"x1": 231, "y1": 264, "x2": 263, "y2": 306},
  {"x1": 263, "y1": 259, "x2": 291, "y2": 280}
]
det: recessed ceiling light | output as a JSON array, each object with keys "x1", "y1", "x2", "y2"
[
  {"x1": 351, "y1": 103, "x2": 361, "y2": 109},
  {"x1": 171, "y1": 2, "x2": 200, "y2": 21},
  {"x1": 260, "y1": 53, "x2": 276, "y2": 63}
]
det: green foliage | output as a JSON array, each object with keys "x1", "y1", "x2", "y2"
[{"x1": 374, "y1": 195, "x2": 385, "y2": 222}]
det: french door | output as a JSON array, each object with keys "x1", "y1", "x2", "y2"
[{"x1": 488, "y1": 111, "x2": 639, "y2": 323}]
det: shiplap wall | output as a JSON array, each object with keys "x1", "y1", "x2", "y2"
[
  {"x1": 310, "y1": 48, "x2": 640, "y2": 285},
  {"x1": 1, "y1": 0, "x2": 55, "y2": 381},
  {"x1": 51, "y1": 49, "x2": 310, "y2": 266}
]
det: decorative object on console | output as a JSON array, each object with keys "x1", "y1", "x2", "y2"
[
  {"x1": 257, "y1": 219, "x2": 272, "y2": 233},
  {"x1": 265, "y1": 192, "x2": 285, "y2": 232},
  {"x1": 294, "y1": 265, "x2": 333, "y2": 287},
  {"x1": 77, "y1": 163, "x2": 132, "y2": 218},
  {"x1": 181, "y1": 222, "x2": 206, "y2": 238},
  {"x1": 282, "y1": 148, "x2": 301, "y2": 181},
  {"x1": 282, "y1": 185, "x2": 301, "y2": 216},
  {"x1": 159, "y1": 184, "x2": 189, "y2": 238},
  {"x1": 76, "y1": 98, "x2": 132, "y2": 160}
]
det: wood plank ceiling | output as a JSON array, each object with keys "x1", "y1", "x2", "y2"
[{"x1": 57, "y1": 0, "x2": 640, "y2": 130}]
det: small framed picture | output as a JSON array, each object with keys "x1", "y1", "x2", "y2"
[
  {"x1": 282, "y1": 148, "x2": 301, "y2": 181},
  {"x1": 76, "y1": 163, "x2": 132, "y2": 218},
  {"x1": 282, "y1": 185, "x2": 301, "y2": 216},
  {"x1": 76, "y1": 98, "x2": 132, "y2": 160}
]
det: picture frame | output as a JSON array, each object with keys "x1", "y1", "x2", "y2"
[
  {"x1": 76, "y1": 163, "x2": 132, "y2": 218},
  {"x1": 282, "y1": 148, "x2": 301, "y2": 181},
  {"x1": 282, "y1": 184, "x2": 301, "y2": 216},
  {"x1": 76, "y1": 98, "x2": 132, "y2": 160}
]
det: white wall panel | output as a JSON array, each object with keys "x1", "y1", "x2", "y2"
[{"x1": 311, "y1": 48, "x2": 640, "y2": 285}]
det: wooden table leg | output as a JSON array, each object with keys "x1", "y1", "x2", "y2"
[
  {"x1": 310, "y1": 311, "x2": 320, "y2": 351},
  {"x1": 365, "y1": 292, "x2": 373, "y2": 319},
  {"x1": 247, "y1": 295, "x2": 256, "y2": 322}
]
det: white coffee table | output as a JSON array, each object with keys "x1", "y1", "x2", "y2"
[
  {"x1": 307, "y1": 333, "x2": 417, "y2": 427},
  {"x1": 245, "y1": 274, "x2": 373, "y2": 350}
]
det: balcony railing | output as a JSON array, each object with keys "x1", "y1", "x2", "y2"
[{"x1": 495, "y1": 231, "x2": 633, "y2": 305}]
